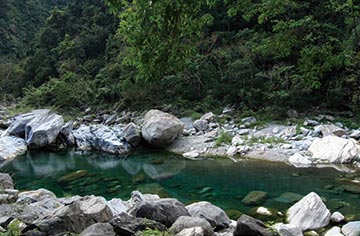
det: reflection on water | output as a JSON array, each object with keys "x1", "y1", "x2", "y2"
[{"x1": 1, "y1": 149, "x2": 360, "y2": 218}]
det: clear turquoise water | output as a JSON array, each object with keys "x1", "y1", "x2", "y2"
[{"x1": 1, "y1": 149, "x2": 360, "y2": 219}]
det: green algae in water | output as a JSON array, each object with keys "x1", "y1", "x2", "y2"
[{"x1": 1, "y1": 149, "x2": 360, "y2": 219}]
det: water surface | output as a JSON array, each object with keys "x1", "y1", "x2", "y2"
[{"x1": 1, "y1": 149, "x2": 359, "y2": 219}]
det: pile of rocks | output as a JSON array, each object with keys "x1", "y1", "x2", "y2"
[{"x1": 1, "y1": 173, "x2": 359, "y2": 236}]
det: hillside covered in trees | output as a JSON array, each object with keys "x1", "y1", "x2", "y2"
[{"x1": 1, "y1": 0, "x2": 360, "y2": 116}]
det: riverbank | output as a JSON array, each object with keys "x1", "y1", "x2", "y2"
[
  {"x1": 1, "y1": 172, "x2": 359, "y2": 236},
  {"x1": 1, "y1": 106, "x2": 360, "y2": 173}
]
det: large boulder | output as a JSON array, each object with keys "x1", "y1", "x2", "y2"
[
  {"x1": 73, "y1": 125, "x2": 132, "y2": 156},
  {"x1": 234, "y1": 214, "x2": 273, "y2": 236},
  {"x1": 0, "y1": 173, "x2": 14, "y2": 189},
  {"x1": 0, "y1": 136, "x2": 27, "y2": 162},
  {"x1": 80, "y1": 223, "x2": 116, "y2": 236},
  {"x1": 141, "y1": 110, "x2": 184, "y2": 148},
  {"x1": 170, "y1": 216, "x2": 215, "y2": 236},
  {"x1": 25, "y1": 110, "x2": 64, "y2": 148},
  {"x1": 287, "y1": 192, "x2": 330, "y2": 231},
  {"x1": 308, "y1": 136, "x2": 360, "y2": 163},
  {"x1": 110, "y1": 212, "x2": 166, "y2": 236},
  {"x1": 51, "y1": 196, "x2": 113, "y2": 233},
  {"x1": 6, "y1": 110, "x2": 46, "y2": 137},
  {"x1": 130, "y1": 198, "x2": 190, "y2": 227},
  {"x1": 186, "y1": 201, "x2": 231, "y2": 230}
]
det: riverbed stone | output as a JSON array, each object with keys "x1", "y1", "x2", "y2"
[
  {"x1": 287, "y1": 192, "x2": 330, "y2": 231},
  {"x1": 336, "y1": 178, "x2": 360, "y2": 194},
  {"x1": 110, "y1": 212, "x2": 166, "y2": 236},
  {"x1": 186, "y1": 201, "x2": 231, "y2": 230},
  {"x1": 241, "y1": 191, "x2": 268, "y2": 206},
  {"x1": 52, "y1": 196, "x2": 113, "y2": 233},
  {"x1": 17, "y1": 188, "x2": 57, "y2": 203},
  {"x1": 331, "y1": 212, "x2": 345, "y2": 223},
  {"x1": 170, "y1": 216, "x2": 215, "y2": 236},
  {"x1": 123, "y1": 123, "x2": 142, "y2": 147},
  {"x1": 193, "y1": 119, "x2": 209, "y2": 132},
  {"x1": 324, "y1": 226, "x2": 344, "y2": 236},
  {"x1": 315, "y1": 124, "x2": 346, "y2": 137},
  {"x1": 0, "y1": 136, "x2": 27, "y2": 162},
  {"x1": 0, "y1": 173, "x2": 14, "y2": 189},
  {"x1": 234, "y1": 214, "x2": 273, "y2": 236},
  {"x1": 342, "y1": 221, "x2": 360, "y2": 236},
  {"x1": 25, "y1": 109, "x2": 64, "y2": 148},
  {"x1": 273, "y1": 223, "x2": 302, "y2": 236},
  {"x1": 80, "y1": 223, "x2": 115, "y2": 236},
  {"x1": 289, "y1": 153, "x2": 312, "y2": 166},
  {"x1": 142, "y1": 109, "x2": 184, "y2": 148},
  {"x1": 130, "y1": 198, "x2": 190, "y2": 227},
  {"x1": 308, "y1": 136, "x2": 360, "y2": 163},
  {"x1": 176, "y1": 227, "x2": 204, "y2": 236},
  {"x1": 19, "y1": 198, "x2": 63, "y2": 224}
]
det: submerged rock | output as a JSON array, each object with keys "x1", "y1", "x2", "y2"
[
  {"x1": 0, "y1": 136, "x2": 27, "y2": 162},
  {"x1": 336, "y1": 178, "x2": 360, "y2": 194},
  {"x1": 308, "y1": 136, "x2": 360, "y2": 164},
  {"x1": 287, "y1": 192, "x2": 330, "y2": 231},
  {"x1": 73, "y1": 124, "x2": 132, "y2": 156},
  {"x1": 241, "y1": 191, "x2": 268, "y2": 206},
  {"x1": 186, "y1": 201, "x2": 231, "y2": 230},
  {"x1": 142, "y1": 109, "x2": 184, "y2": 148},
  {"x1": 275, "y1": 192, "x2": 303, "y2": 204}
]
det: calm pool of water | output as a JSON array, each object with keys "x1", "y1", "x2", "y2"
[{"x1": 1, "y1": 149, "x2": 359, "y2": 219}]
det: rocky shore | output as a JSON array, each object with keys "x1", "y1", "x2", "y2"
[
  {"x1": 1, "y1": 107, "x2": 360, "y2": 173},
  {"x1": 1, "y1": 172, "x2": 359, "y2": 236}
]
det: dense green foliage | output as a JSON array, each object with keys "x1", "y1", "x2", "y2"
[{"x1": 1, "y1": 0, "x2": 360, "y2": 115}]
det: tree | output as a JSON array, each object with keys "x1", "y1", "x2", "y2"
[{"x1": 106, "y1": 0, "x2": 214, "y2": 80}]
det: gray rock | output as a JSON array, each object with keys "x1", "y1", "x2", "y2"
[
  {"x1": 19, "y1": 198, "x2": 63, "y2": 224},
  {"x1": 6, "y1": 110, "x2": 45, "y2": 137},
  {"x1": 18, "y1": 188, "x2": 57, "y2": 203},
  {"x1": 289, "y1": 153, "x2": 312, "y2": 167},
  {"x1": 80, "y1": 223, "x2": 115, "y2": 236},
  {"x1": 234, "y1": 214, "x2": 273, "y2": 236},
  {"x1": 350, "y1": 130, "x2": 360, "y2": 140},
  {"x1": 273, "y1": 223, "x2": 303, "y2": 236},
  {"x1": 325, "y1": 226, "x2": 344, "y2": 236},
  {"x1": 226, "y1": 146, "x2": 237, "y2": 157},
  {"x1": 106, "y1": 198, "x2": 128, "y2": 215},
  {"x1": 308, "y1": 136, "x2": 360, "y2": 163},
  {"x1": 142, "y1": 110, "x2": 184, "y2": 148},
  {"x1": 0, "y1": 136, "x2": 27, "y2": 162},
  {"x1": 241, "y1": 191, "x2": 268, "y2": 206},
  {"x1": 193, "y1": 119, "x2": 209, "y2": 132},
  {"x1": 304, "y1": 120, "x2": 320, "y2": 126},
  {"x1": 331, "y1": 212, "x2": 345, "y2": 223},
  {"x1": 176, "y1": 227, "x2": 204, "y2": 236},
  {"x1": 58, "y1": 121, "x2": 75, "y2": 146},
  {"x1": 130, "y1": 198, "x2": 190, "y2": 227},
  {"x1": 170, "y1": 216, "x2": 214, "y2": 236},
  {"x1": 186, "y1": 201, "x2": 231, "y2": 230},
  {"x1": 0, "y1": 173, "x2": 14, "y2": 189},
  {"x1": 123, "y1": 123, "x2": 142, "y2": 147},
  {"x1": 201, "y1": 112, "x2": 216, "y2": 123},
  {"x1": 105, "y1": 114, "x2": 117, "y2": 125},
  {"x1": 73, "y1": 125, "x2": 132, "y2": 156},
  {"x1": 52, "y1": 196, "x2": 113, "y2": 233},
  {"x1": 342, "y1": 221, "x2": 360, "y2": 236},
  {"x1": 25, "y1": 110, "x2": 64, "y2": 148},
  {"x1": 287, "y1": 192, "x2": 330, "y2": 231},
  {"x1": 241, "y1": 117, "x2": 257, "y2": 124},
  {"x1": 315, "y1": 124, "x2": 346, "y2": 137},
  {"x1": 110, "y1": 212, "x2": 166, "y2": 236}
]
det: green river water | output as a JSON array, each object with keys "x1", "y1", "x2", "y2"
[{"x1": 1, "y1": 149, "x2": 360, "y2": 220}]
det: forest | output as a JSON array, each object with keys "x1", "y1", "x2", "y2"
[{"x1": 0, "y1": 0, "x2": 359, "y2": 117}]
